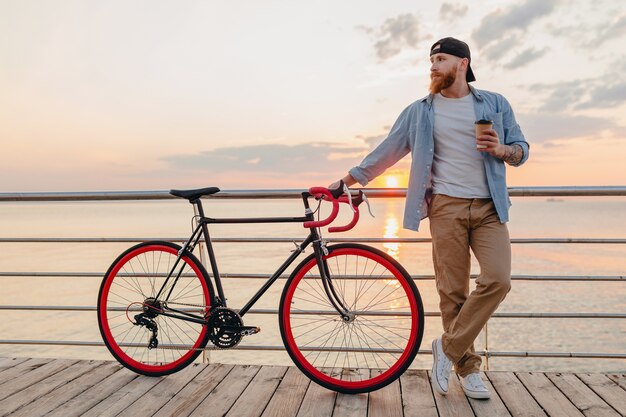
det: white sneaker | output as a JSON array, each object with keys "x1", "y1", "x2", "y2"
[
  {"x1": 460, "y1": 372, "x2": 491, "y2": 399},
  {"x1": 431, "y1": 338, "x2": 453, "y2": 395}
]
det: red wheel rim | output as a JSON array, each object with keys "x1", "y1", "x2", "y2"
[
  {"x1": 282, "y1": 247, "x2": 419, "y2": 390},
  {"x1": 99, "y1": 244, "x2": 210, "y2": 373}
]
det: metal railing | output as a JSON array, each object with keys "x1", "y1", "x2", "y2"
[{"x1": 1, "y1": 186, "x2": 625, "y2": 367}]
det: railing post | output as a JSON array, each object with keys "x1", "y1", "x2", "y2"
[{"x1": 484, "y1": 321, "x2": 490, "y2": 371}]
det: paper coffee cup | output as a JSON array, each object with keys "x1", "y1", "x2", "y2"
[{"x1": 474, "y1": 119, "x2": 493, "y2": 149}]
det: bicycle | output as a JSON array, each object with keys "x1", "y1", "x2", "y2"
[{"x1": 97, "y1": 183, "x2": 424, "y2": 393}]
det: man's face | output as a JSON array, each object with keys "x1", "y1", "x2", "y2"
[{"x1": 429, "y1": 53, "x2": 464, "y2": 94}]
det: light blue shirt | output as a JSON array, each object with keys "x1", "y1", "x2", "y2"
[{"x1": 349, "y1": 86, "x2": 530, "y2": 231}]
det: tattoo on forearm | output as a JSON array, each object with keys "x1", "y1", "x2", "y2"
[{"x1": 502, "y1": 144, "x2": 523, "y2": 165}]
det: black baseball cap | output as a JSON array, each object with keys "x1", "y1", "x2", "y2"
[{"x1": 430, "y1": 37, "x2": 476, "y2": 82}]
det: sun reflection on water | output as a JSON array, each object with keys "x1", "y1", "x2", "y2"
[
  {"x1": 382, "y1": 212, "x2": 404, "y2": 296},
  {"x1": 383, "y1": 214, "x2": 400, "y2": 261}
]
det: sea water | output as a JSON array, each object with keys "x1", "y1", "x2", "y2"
[{"x1": 0, "y1": 196, "x2": 624, "y2": 372}]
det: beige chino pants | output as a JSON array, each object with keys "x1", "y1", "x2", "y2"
[{"x1": 429, "y1": 194, "x2": 512, "y2": 377}]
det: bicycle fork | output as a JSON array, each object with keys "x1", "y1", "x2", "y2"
[{"x1": 314, "y1": 241, "x2": 353, "y2": 322}]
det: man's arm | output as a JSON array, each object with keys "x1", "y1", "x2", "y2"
[
  {"x1": 500, "y1": 143, "x2": 524, "y2": 166},
  {"x1": 476, "y1": 131, "x2": 525, "y2": 166},
  {"x1": 331, "y1": 104, "x2": 414, "y2": 188},
  {"x1": 501, "y1": 95, "x2": 529, "y2": 166}
]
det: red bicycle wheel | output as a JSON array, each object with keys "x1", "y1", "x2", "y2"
[
  {"x1": 279, "y1": 244, "x2": 423, "y2": 393},
  {"x1": 98, "y1": 241, "x2": 213, "y2": 376}
]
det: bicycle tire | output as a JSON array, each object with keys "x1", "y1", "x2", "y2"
[
  {"x1": 97, "y1": 241, "x2": 214, "y2": 376},
  {"x1": 279, "y1": 243, "x2": 424, "y2": 393}
]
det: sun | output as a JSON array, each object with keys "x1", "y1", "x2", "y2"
[{"x1": 385, "y1": 176, "x2": 399, "y2": 188}]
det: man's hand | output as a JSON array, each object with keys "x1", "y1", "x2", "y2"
[
  {"x1": 328, "y1": 180, "x2": 342, "y2": 190},
  {"x1": 476, "y1": 129, "x2": 506, "y2": 158},
  {"x1": 477, "y1": 129, "x2": 524, "y2": 165},
  {"x1": 328, "y1": 174, "x2": 357, "y2": 190}
]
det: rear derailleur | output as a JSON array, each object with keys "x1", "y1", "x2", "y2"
[
  {"x1": 133, "y1": 297, "x2": 161, "y2": 349},
  {"x1": 134, "y1": 314, "x2": 159, "y2": 349}
]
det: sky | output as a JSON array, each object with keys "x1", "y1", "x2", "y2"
[{"x1": 1, "y1": 0, "x2": 625, "y2": 191}]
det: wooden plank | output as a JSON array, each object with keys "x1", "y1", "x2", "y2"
[
  {"x1": 296, "y1": 381, "x2": 337, "y2": 417},
  {"x1": 8, "y1": 362, "x2": 121, "y2": 417},
  {"x1": 516, "y1": 372, "x2": 584, "y2": 417},
  {"x1": 606, "y1": 374, "x2": 626, "y2": 391},
  {"x1": 431, "y1": 370, "x2": 476, "y2": 417},
  {"x1": 190, "y1": 364, "x2": 261, "y2": 417},
  {"x1": 486, "y1": 371, "x2": 547, "y2": 417},
  {"x1": 0, "y1": 359, "x2": 97, "y2": 415},
  {"x1": 368, "y1": 369, "x2": 402, "y2": 417},
  {"x1": 0, "y1": 357, "x2": 51, "y2": 387},
  {"x1": 78, "y1": 370, "x2": 164, "y2": 417},
  {"x1": 332, "y1": 369, "x2": 369, "y2": 417},
  {"x1": 99, "y1": 362, "x2": 207, "y2": 416},
  {"x1": 47, "y1": 366, "x2": 140, "y2": 417},
  {"x1": 333, "y1": 392, "x2": 368, "y2": 417},
  {"x1": 153, "y1": 363, "x2": 234, "y2": 417},
  {"x1": 460, "y1": 373, "x2": 511, "y2": 417},
  {"x1": 5, "y1": 357, "x2": 624, "y2": 417},
  {"x1": 546, "y1": 372, "x2": 621, "y2": 417},
  {"x1": 0, "y1": 357, "x2": 29, "y2": 375},
  {"x1": 399, "y1": 369, "x2": 438, "y2": 417},
  {"x1": 262, "y1": 367, "x2": 311, "y2": 417},
  {"x1": 0, "y1": 358, "x2": 77, "y2": 402},
  {"x1": 225, "y1": 366, "x2": 288, "y2": 417},
  {"x1": 576, "y1": 373, "x2": 626, "y2": 416}
]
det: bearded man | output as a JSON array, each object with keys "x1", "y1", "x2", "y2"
[{"x1": 329, "y1": 37, "x2": 529, "y2": 399}]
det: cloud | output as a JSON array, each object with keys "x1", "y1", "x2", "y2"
[
  {"x1": 165, "y1": 143, "x2": 368, "y2": 175},
  {"x1": 548, "y1": 12, "x2": 626, "y2": 49},
  {"x1": 503, "y1": 47, "x2": 548, "y2": 69},
  {"x1": 595, "y1": 14, "x2": 626, "y2": 46},
  {"x1": 529, "y1": 58, "x2": 626, "y2": 112},
  {"x1": 358, "y1": 14, "x2": 428, "y2": 62},
  {"x1": 516, "y1": 112, "x2": 619, "y2": 142},
  {"x1": 531, "y1": 80, "x2": 588, "y2": 112},
  {"x1": 162, "y1": 130, "x2": 407, "y2": 187},
  {"x1": 472, "y1": 0, "x2": 557, "y2": 48},
  {"x1": 576, "y1": 81, "x2": 626, "y2": 110},
  {"x1": 481, "y1": 35, "x2": 521, "y2": 62},
  {"x1": 357, "y1": 133, "x2": 387, "y2": 148},
  {"x1": 439, "y1": 3, "x2": 469, "y2": 22}
]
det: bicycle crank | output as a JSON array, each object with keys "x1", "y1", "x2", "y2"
[{"x1": 207, "y1": 307, "x2": 260, "y2": 348}]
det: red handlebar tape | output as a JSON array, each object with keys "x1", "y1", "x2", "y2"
[{"x1": 303, "y1": 187, "x2": 359, "y2": 232}]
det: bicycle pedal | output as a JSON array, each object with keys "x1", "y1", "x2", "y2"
[{"x1": 239, "y1": 326, "x2": 260, "y2": 336}]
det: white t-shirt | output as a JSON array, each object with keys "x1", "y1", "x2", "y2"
[{"x1": 432, "y1": 93, "x2": 490, "y2": 198}]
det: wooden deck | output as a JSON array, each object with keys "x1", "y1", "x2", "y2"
[{"x1": 0, "y1": 358, "x2": 624, "y2": 417}]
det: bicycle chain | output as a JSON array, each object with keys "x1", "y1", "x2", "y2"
[
  {"x1": 145, "y1": 301, "x2": 216, "y2": 352},
  {"x1": 163, "y1": 301, "x2": 210, "y2": 309},
  {"x1": 147, "y1": 301, "x2": 227, "y2": 351}
]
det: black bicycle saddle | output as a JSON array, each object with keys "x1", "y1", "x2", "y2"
[{"x1": 170, "y1": 187, "x2": 220, "y2": 201}]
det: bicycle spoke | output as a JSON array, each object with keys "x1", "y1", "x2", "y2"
[
  {"x1": 282, "y1": 245, "x2": 422, "y2": 392},
  {"x1": 99, "y1": 243, "x2": 210, "y2": 375}
]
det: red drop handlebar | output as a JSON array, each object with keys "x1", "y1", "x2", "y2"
[{"x1": 303, "y1": 185, "x2": 363, "y2": 232}]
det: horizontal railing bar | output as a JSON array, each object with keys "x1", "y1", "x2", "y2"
[
  {"x1": 1, "y1": 186, "x2": 625, "y2": 202},
  {"x1": 483, "y1": 351, "x2": 626, "y2": 359},
  {"x1": 1, "y1": 305, "x2": 625, "y2": 319},
  {"x1": 0, "y1": 339, "x2": 623, "y2": 359},
  {"x1": 0, "y1": 237, "x2": 624, "y2": 244},
  {"x1": 0, "y1": 272, "x2": 623, "y2": 282}
]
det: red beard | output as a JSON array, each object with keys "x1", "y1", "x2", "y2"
[{"x1": 429, "y1": 67, "x2": 457, "y2": 94}]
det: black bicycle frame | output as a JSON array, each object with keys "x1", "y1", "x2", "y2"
[{"x1": 150, "y1": 193, "x2": 351, "y2": 326}]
